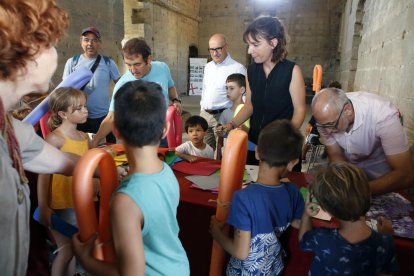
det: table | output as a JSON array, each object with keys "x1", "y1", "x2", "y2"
[{"x1": 174, "y1": 166, "x2": 414, "y2": 276}]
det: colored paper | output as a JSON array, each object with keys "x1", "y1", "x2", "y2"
[{"x1": 172, "y1": 161, "x2": 221, "y2": 176}]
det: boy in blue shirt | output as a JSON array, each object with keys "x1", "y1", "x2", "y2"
[
  {"x1": 73, "y1": 80, "x2": 189, "y2": 275},
  {"x1": 210, "y1": 119, "x2": 305, "y2": 275},
  {"x1": 299, "y1": 162, "x2": 398, "y2": 275}
]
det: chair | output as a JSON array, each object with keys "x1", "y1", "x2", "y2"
[
  {"x1": 307, "y1": 144, "x2": 325, "y2": 172},
  {"x1": 39, "y1": 110, "x2": 52, "y2": 138}
]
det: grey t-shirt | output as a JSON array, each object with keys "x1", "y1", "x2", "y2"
[{"x1": 0, "y1": 117, "x2": 44, "y2": 275}]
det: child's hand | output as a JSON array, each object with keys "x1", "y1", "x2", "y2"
[
  {"x1": 305, "y1": 192, "x2": 320, "y2": 217},
  {"x1": 116, "y1": 166, "x2": 128, "y2": 181},
  {"x1": 72, "y1": 232, "x2": 98, "y2": 266},
  {"x1": 209, "y1": 215, "x2": 226, "y2": 240},
  {"x1": 376, "y1": 216, "x2": 394, "y2": 235},
  {"x1": 215, "y1": 125, "x2": 227, "y2": 137},
  {"x1": 38, "y1": 206, "x2": 54, "y2": 228},
  {"x1": 185, "y1": 155, "x2": 198, "y2": 163}
]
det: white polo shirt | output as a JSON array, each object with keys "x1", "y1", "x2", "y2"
[{"x1": 200, "y1": 54, "x2": 246, "y2": 111}]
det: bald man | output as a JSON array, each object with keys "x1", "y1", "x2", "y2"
[
  {"x1": 312, "y1": 88, "x2": 414, "y2": 195},
  {"x1": 200, "y1": 34, "x2": 246, "y2": 150}
]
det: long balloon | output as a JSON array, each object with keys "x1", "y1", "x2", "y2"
[
  {"x1": 166, "y1": 105, "x2": 183, "y2": 147},
  {"x1": 210, "y1": 129, "x2": 248, "y2": 276},
  {"x1": 23, "y1": 67, "x2": 93, "y2": 125},
  {"x1": 73, "y1": 148, "x2": 118, "y2": 262},
  {"x1": 312, "y1": 64, "x2": 323, "y2": 93}
]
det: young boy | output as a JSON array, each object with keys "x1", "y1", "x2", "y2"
[
  {"x1": 175, "y1": 115, "x2": 214, "y2": 162},
  {"x1": 72, "y1": 80, "x2": 190, "y2": 275},
  {"x1": 210, "y1": 119, "x2": 305, "y2": 275},
  {"x1": 218, "y1": 73, "x2": 247, "y2": 127},
  {"x1": 216, "y1": 73, "x2": 249, "y2": 159},
  {"x1": 299, "y1": 162, "x2": 398, "y2": 275}
]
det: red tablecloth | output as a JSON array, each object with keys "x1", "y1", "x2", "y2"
[{"x1": 175, "y1": 167, "x2": 414, "y2": 276}]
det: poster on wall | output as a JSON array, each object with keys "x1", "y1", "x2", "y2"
[{"x1": 188, "y1": 58, "x2": 207, "y2": 96}]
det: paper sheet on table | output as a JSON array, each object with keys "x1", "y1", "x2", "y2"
[
  {"x1": 172, "y1": 161, "x2": 221, "y2": 176},
  {"x1": 186, "y1": 174, "x2": 219, "y2": 191},
  {"x1": 245, "y1": 165, "x2": 258, "y2": 182}
]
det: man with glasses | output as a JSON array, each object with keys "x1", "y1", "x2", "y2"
[
  {"x1": 312, "y1": 88, "x2": 413, "y2": 195},
  {"x1": 63, "y1": 27, "x2": 120, "y2": 142},
  {"x1": 200, "y1": 33, "x2": 246, "y2": 150}
]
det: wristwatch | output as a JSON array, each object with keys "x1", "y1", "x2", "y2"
[{"x1": 171, "y1": 98, "x2": 181, "y2": 104}]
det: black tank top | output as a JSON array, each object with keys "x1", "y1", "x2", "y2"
[{"x1": 248, "y1": 59, "x2": 295, "y2": 144}]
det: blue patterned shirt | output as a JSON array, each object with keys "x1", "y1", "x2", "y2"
[
  {"x1": 300, "y1": 228, "x2": 398, "y2": 275},
  {"x1": 226, "y1": 182, "x2": 304, "y2": 275}
]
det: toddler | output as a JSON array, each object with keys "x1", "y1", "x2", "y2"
[{"x1": 175, "y1": 115, "x2": 214, "y2": 162}]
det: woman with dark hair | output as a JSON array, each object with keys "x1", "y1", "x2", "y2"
[
  {"x1": 0, "y1": 1, "x2": 76, "y2": 274},
  {"x1": 225, "y1": 16, "x2": 306, "y2": 165}
]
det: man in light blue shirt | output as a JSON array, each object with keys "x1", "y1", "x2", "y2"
[
  {"x1": 63, "y1": 27, "x2": 120, "y2": 142},
  {"x1": 92, "y1": 38, "x2": 181, "y2": 147}
]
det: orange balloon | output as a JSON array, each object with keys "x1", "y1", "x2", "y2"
[
  {"x1": 313, "y1": 64, "x2": 323, "y2": 93},
  {"x1": 209, "y1": 129, "x2": 248, "y2": 276},
  {"x1": 73, "y1": 148, "x2": 119, "y2": 263}
]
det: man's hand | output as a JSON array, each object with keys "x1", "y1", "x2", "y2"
[{"x1": 172, "y1": 101, "x2": 182, "y2": 115}]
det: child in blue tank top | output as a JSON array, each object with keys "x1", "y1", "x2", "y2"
[{"x1": 73, "y1": 80, "x2": 189, "y2": 275}]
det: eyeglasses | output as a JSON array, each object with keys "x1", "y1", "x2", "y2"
[
  {"x1": 315, "y1": 102, "x2": 348, "y2": 129},
  {"x1": 208, "y1": 45, "x2": 226, "y2": 53}
]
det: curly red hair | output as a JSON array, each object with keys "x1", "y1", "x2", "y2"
[{"x1": 0, "y1": 0, "x2": 68, "y2": 81}]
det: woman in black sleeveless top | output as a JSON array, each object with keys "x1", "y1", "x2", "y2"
[{"x1": 225, "y1": 16, "x2": 306, "y2": 166}]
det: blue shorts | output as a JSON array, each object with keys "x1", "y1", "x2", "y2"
[{"x1": 54, "y1": 208, "x2": 77, "y2": 227}]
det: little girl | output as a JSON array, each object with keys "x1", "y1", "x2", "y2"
[{"x1": 37, "y1": 87, "x2": 89, "y2": 276}]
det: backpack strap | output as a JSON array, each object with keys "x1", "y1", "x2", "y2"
[
  {"x1": 71, "y1": 54, "x2": 81, "y2": 72},
  {"x1": 102, "y1": 56, "x2": 111, "y2": 67},
  {"x1": 80, "y1": 55, "x2": 101, "y2": 91}
]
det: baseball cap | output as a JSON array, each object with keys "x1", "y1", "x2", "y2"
[{"x1": 81, "y1": 27, "x2": 101, "y2": 39}]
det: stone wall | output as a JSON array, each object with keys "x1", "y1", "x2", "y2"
[
  {"x1": 123, "y1": 0, "x2": 201, "y2": 95},
  {"x1": 198, "y1": 0, "x2": 251, "y2": 66},
  {"x1": 199, "y1": 0, "x2": 343, "y2": 86},
  {"x1": 55, "y1": 0, "x2": 124, "y2": 88},
  {"x1": 341, "y1": 0, "x2": 414, "y2": 149}
]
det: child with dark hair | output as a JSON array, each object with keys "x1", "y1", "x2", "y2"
[
  {"x1": 216, "y1": 73, "x2": 249, "y2": 159},
  {"x1": 73, "y1": 80, "x2": 189, "y2": 275},
  {"x1": 218, "y1": 73, "x2": 247, "y2": 127},
  {"x1": 299, "y1": 162, "x2": 398, "y2": 275},
  {"x1": 175, "y1": 115, "x2": 214, "y2": 162},
  {"x1": 210, "y1": 119, "x2": 305, "y2": 275}
]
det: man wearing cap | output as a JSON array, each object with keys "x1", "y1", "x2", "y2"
[
  {"x1": 200, "y1": 34, "x2": 246, "y2": 150},
  {"x1": 62, "y1": 27, "x2": 120, "y2": 142}
]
